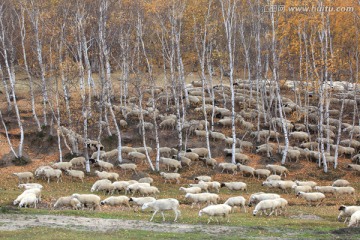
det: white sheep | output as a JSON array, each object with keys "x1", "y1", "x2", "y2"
[
  {"x1": 91, "y1": 179, "x2": 112, "y2": 192},
  {"x1": 338, "y1": 205, "x2": 360, "y2": 223},
  {"x1": 71, "y1": 194, "x2": 101, "y2": 210},
  {"x1": 112, "y1": 181, "x2": 134, "y2": 193},
  {"x1": 253, "y1": 199, "x2": 281, "y2": 216},
  {"x1": 19, "y1": 194, "x2": 37, "y2": 208},
  {"x1": 186, "y1": 148, "x2": 209, "y2": 158},
  {"x1": 135, "y1": 147, "x2": 153, "y2": 155},
  {"x1": 189, "y1": 182, "x2": 209, "y2": 192},
  {"x1": 54, "y1": 196, "x2": 82, "y2": 210},
  {"x1": 129, "y1": 197, "x2": 156, "y2": 211},
  {"x1": 289, "y1": 131, "x2": 310, "y2": 142},
  {"x1": 224, "y1": 196, "x2": 247, "y2": 213},
  {"x1": 248, "y1": 193, "x2": 281, "y2": 207},
  {"x1": 69, "y1": 157, "x2": 86, "y2": 168},
  {"x1": 52, "y1": 161, "x2": 73, "y2": 171},
  {"x1": 94, "y1": 170, "x2": 119, "y2": 181},
  {"x1": 332, "y1": 179, "x2": 350, "y2": 187},
  {"x1": 210, "y1": 131, "x2": 226, "y2": 141},
  {"x1": 100, "y1": 196, "x2": 130, "y2": 208},
  {"x1": 12, "y1": 172, "x2": 34, "y2": 184},
  {"x1": 194, "y1": 175, "x2": 212, "y2": 182},
  {"x1": 296, "y1": 191, "x2": 325, "y2": 206},
  {"x1": 314, "y1": 186, "x2": 337, "y2": 196},
  {"x1": 65, "y1": 170, "x2": 85, "y2": 182},
  {"x1": 101, "y1": 149, "x2": 119, "y2": 161},
  {"x1": 200, "y1": 157, "x2": 217, "y2": 169},
  {"x1": 199, "y1": 181, "x2": 221, "y2": 193},
  {"x1": 126, "y1": 183, "x2": 151, "y2": 196},
  {"x1": 180, "y1": 152, "x2": 199, "y2": 161},
  {"x1": 159, "y1": 118, "x2": 176, "y2": 130},
  {"x1": 292, "y1": 185, "x2": 312, "y2": 195},
  {"x1": 128, "y1": 151, "x2": 146, "y2": 162},
  {"x1": 160, "y1": 157, "x2": 182, "y2": 172},
  {"x1": 160, "y1": 172, "x2": 181, "y2": 184},
  {"x1": 199, "y1": 204, "x2": 232, "y2": 224},
  {"x1": 253, "y1": 169, "x2": 271, "y2": 179},
  {"x1": 138, "y1": 186, "x2": 160, "y2": 197},
  {"x1": 39, "y1": 168, "x2": 62, "y2": 183},
  {"x1": 13, "y1": 188, "x2": 42, "y2": 205},
  {"x1": 141, "y1": 198, "x2": 181, "y2": 222},
  {"x1": 159, "y1": 147, "x2": 172, "y2": 157},
  {"x1": 219, "y1": 162, "x2": 237, "y2": 175},
  {"x1": 221, "y1": 182, "x2": 247, "y2": 191},
  {"x1": 237, "y1": 164, "x2": 255, "y2": 178},
  {"x1": 96, "y1": 181, "x2": 115, "y2": 195},
  {"x1": 119, "y1": 163, "x2": 138, "y2": 175},
  {"x1": 266, "y1": 175, "x2": 282, "y2": 181},
  {"x1": 90, "y1": 151, "x2": 105, "y2": 160},
  {"x1": 295, "y1": 180, "x2": 317, "y2": 188},
  {"x1": 96, "y1": 160, "x2": 114, "y2": 171},
  {"x1": 266, "y1": 164, "x2": 289, "y2": 177},
  {"x1": 179, "y1": 186, "x2": 202, "y2": 194},
  {"x1": 185, "y1": 193, "x2": 219, "y2": 208},
  {"x1": 18, "y1": 183, "x2": 43, "y2": 190},
  {"x1": 277, "y1": 181, "x2": 296, "y2": 193},
  {"x1": 138, "y1": 177, "x2": 153, "y2": 184},
  {"x1": 332, "y1": 187, "x2": 356, "y2": 199},
  {"x1": 348, "y1": 210, "x2": 360, "y2": 227}
]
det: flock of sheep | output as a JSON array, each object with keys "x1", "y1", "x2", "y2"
[{"x1": 7, "y1": 79, "x2": 360, "y2": 227}]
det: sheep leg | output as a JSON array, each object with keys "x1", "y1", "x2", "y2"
[
  {"x1": 161, "y1": 211, "x2": 166, "y2": 221},
  {"x1": 243, "y1": 205, "x2": 247, "y2": 213},
  {"x1": 150, "y1": 210, "x2": 158, "y2": 221}
]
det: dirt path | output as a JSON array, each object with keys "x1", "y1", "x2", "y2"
[{"x1": 0, "y1": 214, "x2": 246, "y2": 235}]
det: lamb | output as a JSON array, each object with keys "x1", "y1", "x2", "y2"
[
  {"x1": 221, "y1": 182, "x2": 247, "y2": 191},
  {"x1": 266, "y1": 175, "x2": 282, "y2": 181},
  {"x1": 314, "y1": 186, "x2": 337, "y2": 195},
  {"x1": 332, "y1": 179, "x2": 350, "y2": 187},
  {"x1": 18, "y1": 194, "x2": 38, "y2": 208},
  {"x1": 128, "y1": 151, "x2": 146, "y2": 162},
  {"x1": 254, "y1": 169, "x2": 271, "y2": 179},
  {"x1": 65, "y1": 170, "x2": 85, "y2": 182},
  {"x1": 295, "y1": 180, "x2": 317, "y2": 188},
  {"x1": 338, "y1": 205, "x2": 360, "y2": 223},
  {"x1": 126, "y1": 183, "x2": 151, "y2": 195},
  {"x1": 39, "y1": 168, "x2": 62, "y2": 183},
  {"x1": 194, "y1": 175, "x2": 212, "y2": 182},
  {"x1": 248, "y1": 193, "x2": 281, "y2": 207},
  {"x1": 12, "y1": 172, "x2": 34, "y2": 184},
  {"x1": 348, "y1": 210, "x2": 360, "y2": 227},
  {"x1": 94, "y1": 170, "x2": 119, "y2": 181},
  {"x1": 18, "y1": 183, "x2": 43, "y2": 190},
  {"x1": 199, "y1": 204, "x2": 232, "y2": 224},
  {"x1": 179, "y1": 186, "x2": 202, "y2": 194},
  {"x1": 138, "y1": 186, "x2": 160, "y2": 197},
  {"x1": 54, "y1": 196, "x2": 82, "y2": 210},
  {"x1": 52, "y1": 161, "x2": 73, "y2": 171},
  {"x1": 71, "y1": 194, "x2": 101, "y2": 210},
  {"x1": 141, "y1": 198, "x2": 181, "y2": 222},
  {"x1": 100, "y1": 196, "x2": 131, "y2": 208},
  {"x1": 292, "y1": 185, "x2": 312, "y2": 195},
  {"x1": 129, "y1": 197, "x2": 156, "y2": 211},
  {"x1": 237, "y1": 164, "x2": 255, "y2": 177},
  {"x1": 332, "y1": 187, "x2": 356, "y2": 199},
  {"x1": 69, "y1": 157, "x2": 86, "y2": 168},
  {"x1": 91, "y1": 179, "x2": 112, "y2": 192},
  {"x1": 138, "y1": 177, "x2": 153, "y2": 184},
  {"x1": 253, "y1": 199, "x2": 282, "y2": 216},
  {"x1": 160, "y1": 172, "x2": 181, "y2": 184},
  {"x1": 96, "y1": 160, "x2": 114, "y2": 171},
  {"x1": 210, "y1": 131, "x2": 226, "y2": 141},
  {"x1": 119, "y1": 163, "x2": 138, "y2": 175},
  {"x1": 185, "y1": 193, "x2": 220, "y2": 208},
  {"x1": 160, "y1": 157, "x2": 182, "y2": 172},
  {"x1": 296, "y1": 192, "x2": 326, "y2": 206},
  {"x1": 266, "y1": 164, "x2": 289, "y2": 177},
  {"x1": 219, "y1": 162, "x2": 237, "y2": 174},
  {"x1": 224, "y1": 196, "x2": 247, "y2": 213},
  {"x1": 186, "y1": 148, "x2": 209, "y2": 158},
  {"x1": 200, "y1": 157, "x2": 217, "y2": 169}
]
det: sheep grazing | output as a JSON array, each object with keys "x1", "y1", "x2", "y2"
[
  {"x1": 314, "y1": 186, "x2": 336, "y2": 196},
  {"x1": 289, "y1": 131, "x2": 310, "y2": 143},
  {"x1": 119, "y1": 163, "x2": 138, "y2": 175},
  {"x1": 292, "y1": 185, "x2": 312, "y2": 195},
  {"x1": 210, "y1": 131, "x2": 226, "y2": 141},
  {"x1": 14, "y1": 188, "x2": 42, "y2": 205},
  {"x1": 185, "y1": 193, "x2": 220, "y2": 208},
  {"x1": 94, "y1": 170, "x2": 119, "y2": 181},
  {"x1": 126, "y1": 183, "x2": 151, "y2": 196},
  {"x1": 160, "y1": 172, "x2": 181, "y2": 184},
  {"x1": 221, "y1": 182, "x2": 247, "y2": 192},
  {"x1": 266, "y1": 175, "x2": 282, "y2": 181},
  {"x1": 160, "y1": 157, "x2": 182, "y2": 172},
  {"x1": 69, "y1": 157, "x2": 86, "y2": 168},
  {"x1": 332, "y1": 187, "x2": 356, "y2": 199},
  {"x1": 180, "y1": 152, "x2": 199, "y2": 161},
  {"x1": 100, "y1": 196, "x2": 131, "y2": 208},
  {"x1": 277, "y1": 181, "x2": 296, "y2": 193},
  {"x1": 96, "y1": 181, "x2": 115, "y2": 195},
  {"x1": 235, "y1": 153, "x2": 250, "y2": 164},
  {"x1": 252, "y1": 199, "x2": 284, "y2": 217},
  {"x1": 248, "y1": 193, "x2": 281, "y2": 207},
  {"x1": 112, "y1": 181, "x2": 134, "y2": 194},
  {"x1": 266, "y1": 164, "x2": 289, "y2": 177},
  {"x1": 12, "y1": 172, "x2": 34, "y2": 184},
  {"x1": 128, "y1": 151, "x2": 146, "y2": 162},
  {"x1": 219, "y1": 162, "x2": 237, "y2": 175},
  {"x1": 254, "y1": 169, "x2": 271, "y2": 179},
  {"x1": 129, "y1": 197, "x2": 156, "y2": 211},
  {"x1": 200, "y1": 157, "x2": 217, "y2": 169},
  {"x1": 90, "y1": 151, "x2": 105, "y2": 160},
  {"x1": 224, "y1": 196, "x2": 247, "y2": 213},
  {"x1": 96, "y1": 160, "x2": 114, "y2": 171},
  {"x1": 348, "y1": 164, "x2": 360, "y2": 173},
  {"x1": 296, "y1": 192, "x2": 325, "y2": 207},
  {"x1": 332, "y1": 179, "x2": 350, "y2": 187},
  {"x1": 91, "y1": 179, "x2": 112, "y2": 192},
  {"x1": 199, "y1": 204, "x2": 232, "y2": 224},
  {"x1": 71, "y1": 194, "x2": 101, "y2": 210},
  {"x1": 283, "y1": 149, "x2": 301, "y2": 162},
  {"x1": 295, "y1": 180, "x2": 317, "y2": 188},
  {"x1": 159, "y1": 118, "x2": 176, "y2": 130},
  {"x1": 189, "y1": 182, "x2": 209, "y2": 192},
  {"x1": 194, "y1": 175, "x2": 212, "y2": 182},
  {"x1": 19, "y1": 194, "x2": 38, "y2": 208},
  {"x1": 338, "y1": 205, "x2": 360, "y2": 223},
  {"x1": 135, "y1": 147, "x2": 153, "y2": 155},
  {"x1": 179, "y1": 186, "x2": 202, "y2": 194},
  {"x1": 348, "y1": 210, "x2": 360, "y2": 227},
  {"x1": 159, "y1": 147, "x2": 172, "y2": 157},
  {"x1": 54, "y1": 196, "x2": 82, "y2": 210},
  {"x1": 18, "y1": 183, "x2": 43, "y2": 190},
  {"x1": 39, "y1": 168, "x2": 62, "y2": 183},
  {"x1": 52, "y1": 162, "x2": 73, "y2": 171},
  {"x1": 237, "y1": 164, "x2": 255, "y2": 178},
  {"x1": 141, "y1": 198, "x2": 181, "y2": 222},
  {"x1": 186, "y1": 148, "x2": 209, "y2": 158},
  {"x1": 138, "y1": 177, "x2": 153, "y2": 184},
  {"x1": 195, "y1": 130, "x2": 207, "y2": 140},
  {"x1": 199, "y1": 181, "x2": 221, "y2": 193},
  {"x1": 138, "y1": 186, "x2": 160, "y2": 197},
  {"x1": 65, "y1": 170, "x2": 85, "y2": 182}
]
